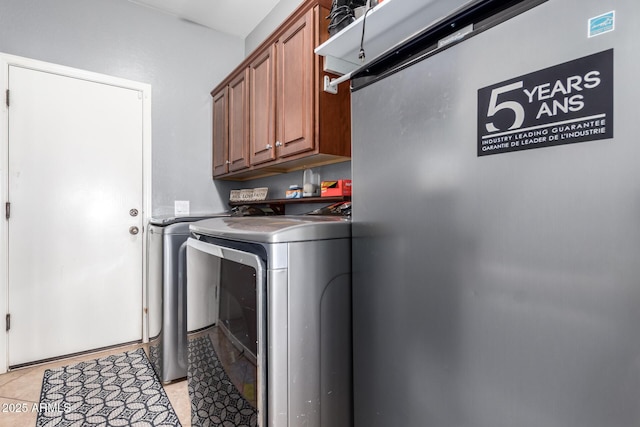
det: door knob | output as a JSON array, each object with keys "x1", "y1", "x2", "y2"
[{"x1": 129, "y1": 226, "x2": 140, "y2": 235}]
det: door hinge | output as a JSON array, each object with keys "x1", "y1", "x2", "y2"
[
  {"x1": 5, "y1": 89, "x2": 9, "y2": 107},
  {"x1": 5, "y1": 314, "x2": 10, "y2": 332},
  {"x1": 5, "y1": 202, "x2": 10, "y2": 220}
]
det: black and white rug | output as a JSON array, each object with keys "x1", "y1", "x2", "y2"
[
  {"x1": 187, "y1": 336, "x2": 257, "y2": 427},
  {"x1": 36, "y1": 348, "x2": 181, "y2": 427}
]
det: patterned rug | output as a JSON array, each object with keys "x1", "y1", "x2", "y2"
[
  {"x1": 187, "y1": 336, "x2": 257, "y2": 427},
  {"x1": 36, "y1": 348, "x2": 181, "y2": 427}
]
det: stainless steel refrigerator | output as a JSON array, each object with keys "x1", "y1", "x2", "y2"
[{"x1": 350, "y1": 1, "x2": 640, "y2": 426}]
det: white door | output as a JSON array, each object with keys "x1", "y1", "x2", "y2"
[{"x1": 7, "y1": 65, "x2": 145, "y2": 366}]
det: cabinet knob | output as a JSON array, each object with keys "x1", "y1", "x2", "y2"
[
  {"x1": 225, "y1": 160, "x2": 231, "y2": 164},
  {"x1": 275, "y1": 141, "x2": 282, "y2": 147},
  {"x1": 266, "y1": 144, "x2": 273, "y2": 150}
]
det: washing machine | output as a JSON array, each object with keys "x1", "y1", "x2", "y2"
[{"x1": 147, "y1": 214, "x2": 228, "y2": 383}]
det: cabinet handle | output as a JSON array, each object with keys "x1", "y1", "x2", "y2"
[
  {"x1": 266, "y1": 144, "x2": 273, "y2": 150},
  {"x1": 275, "y1": 141, "x2": 282, "y2": 147}
]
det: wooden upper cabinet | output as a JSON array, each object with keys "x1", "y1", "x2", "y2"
[
  {"x1": 249, "y1": 46, "x2": 277, "y2": 166},
  {"x1": 228, "y1": 69, "x2": 250, "y2": 172},
  {"x1": 212, "y1": 87, "x2": 228, "y2": 177},
  {"x1": 211, "y1": 0, "x2": 350, "y2": 180},
  {"x1": 212, "y1": 73, "x2": 250, "y2": 177},
  {"x1": 276, "y1": 10, "x2": 314, "y2": 158}
]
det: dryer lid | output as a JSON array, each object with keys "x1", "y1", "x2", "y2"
[{"x1": 189, "y1": 216, "x2": 351, "y2": 243}]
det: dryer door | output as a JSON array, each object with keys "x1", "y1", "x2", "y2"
[{"x1": 186, "y1": 237, "x2": 267, "y2": 426}]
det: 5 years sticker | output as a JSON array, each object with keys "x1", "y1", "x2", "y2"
[{"x1": 477, "y1": 49, "x2": 613, "y2": 156}]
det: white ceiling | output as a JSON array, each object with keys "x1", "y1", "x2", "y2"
[{"x1": 129, "y1": 0, "x2": 283, "y2": 38}]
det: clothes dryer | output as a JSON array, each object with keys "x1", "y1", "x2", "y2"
[{"x1": 186, "y1": 216, "x2": 352, "y2": 427}]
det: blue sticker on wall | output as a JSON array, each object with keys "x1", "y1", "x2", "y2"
[{"x1": 589, "y1": 11, "x2": 615, "y2": 38}]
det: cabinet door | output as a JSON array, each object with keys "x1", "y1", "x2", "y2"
[
  {"x1": 250, "y1": 46, "x2": 277, "y2": 165},
  {"x1": 277, "y1": 10, "x2": 314, "y2": 158},
  {"x1": 212, "y1": 87, "x2": 229, "y2": 177},
  {"x1": 228, "y1": 69, "x2": 250, "y2": 172}
]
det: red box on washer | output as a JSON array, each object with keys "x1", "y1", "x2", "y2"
[{"x1": 321, "y1": 180, "x2": 352, "y2": 197}]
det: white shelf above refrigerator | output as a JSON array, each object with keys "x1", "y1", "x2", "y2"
[{"x1": 315, "y1": 0, "x2": 472, "y2": 76}]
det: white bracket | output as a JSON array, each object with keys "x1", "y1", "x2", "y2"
[
  {"x1": 322, "y1": 72, "x2": 354, "y2": 95},
  {"x1": 323, "y1": 75, "x2": 338, "y2": 94}
]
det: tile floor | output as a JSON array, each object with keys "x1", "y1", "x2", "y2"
[{"x1": 0, "y1": 343, "x2": 192, "y2": 427}]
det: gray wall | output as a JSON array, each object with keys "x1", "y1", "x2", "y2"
[
  {"x1": 0, "y1": 0, "x2": 244, "y2": 216},
  {"x1": 245, "y1": 0, "x2": 305, "y2": 54}
]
